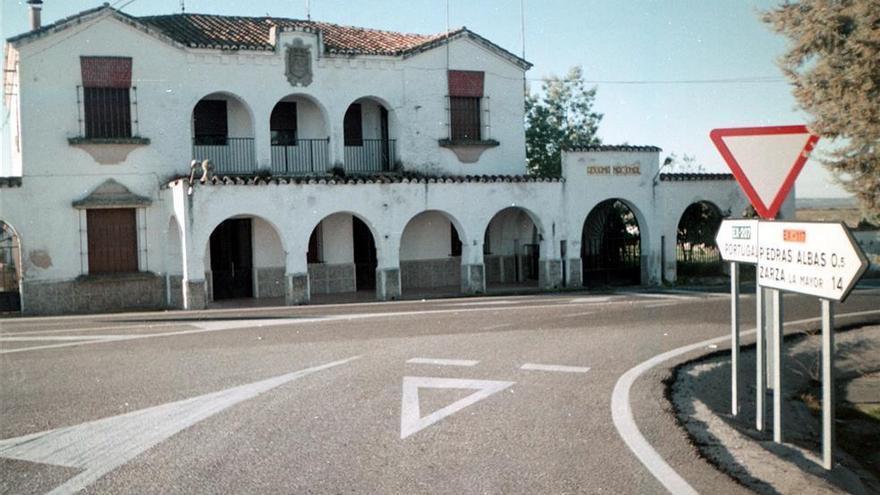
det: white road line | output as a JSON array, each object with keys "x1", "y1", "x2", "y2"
[
  {"x1": 1, "y1": 302, "x2": 612, "y2": 355},
  {"x1": 619, "y1": 292, "x2": 698, "y2": 301},
  {"x1": 0, "y1": 356, "x2": 359, "y2": 495},
  {"x1": 568, "y1": 297, "x2": 613, "y2": 304},
  {"x1": 644, "y1": 302, "x2": 677, "y2": 309},
  {"x1": 481, "y1": 322, "x2": 515, "y2": 330},
  {"x1": 446, "y1": 300, "x2": 515, "y2": 306},
  {"x1": 400, "y1": 376, "x2": 514, "y2": 439},
  {"x1": 0, "y1": 335, "x2": 134, "y2": 342},
  {"x1": 406, "y1": 357, "x2": 479, "y2": 367},
  {"x1": 561, "y1": 311, "x2": 596, "y2": 318},
  {"x1": 611, "y1": 308, "x2": 880, "y2": 495},
  {"x1": 0, "y1": 321, "x2": 193, "y2": 337},
  {"x1": 520, "y1": 363, "x2": 591, "y2": 373}
]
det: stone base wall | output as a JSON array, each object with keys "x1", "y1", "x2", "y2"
[
  {"x1": 308, "y1": 263, "x2": 356, "y2": 294},
  {"x1": 539, "y1": 259, "x2": 563, "y2": 289},
  {"x1": 256, "y1": 267, "x2": 285, "y2": 298},
  {"x1": 168, "y1": 275, "x2": 184, "y2": 309},
  {"x1": 484, "y1": 255, "x2": 518, "y2": 284},
  {"x1": 377, "y1": 267, "x2": 401, "y2": 301},
  {"x1": 400, "y1": 257, "x2": 461, "y2": 290},
  {"x1": 22, "y1": 273, "x2": 166, "y2": 316}
]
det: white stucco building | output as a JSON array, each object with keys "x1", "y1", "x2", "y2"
[{"x1": 1, "y1": 3, "x2": 764, "y2": 315}]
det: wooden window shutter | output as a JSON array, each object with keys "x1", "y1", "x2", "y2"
[
  {"x1": 448, "y1": 70, "x2": 484, "y2": 97},
  {"x1": 87, "y1": 208, "x2": 138, "y2": 274},
  {"x1": 80, "y1": 57, "x2": 132, "y2": 88}
]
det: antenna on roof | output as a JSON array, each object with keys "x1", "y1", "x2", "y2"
[
  {"x1": 306, "y1": 0, "x2": 311, "y2": 21},
  {"x1": 180, "y1": 0, "x2": 185, "y2": 13}
]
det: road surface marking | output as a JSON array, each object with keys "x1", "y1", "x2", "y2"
[
  {"x1": 611, "y1": 308, "x2": 880, "y2": 495},
  {"x1": 561, "y1": 311, "x2": 596, "y2": 318},
  {"x1": 1, "y1": 303, "x2": 617, "y2": 355},
  {"x1": 400, "y1": 376, "x2": 514, "y2": 439},
  {"x1": 0, "y1": 356, "x2": 358, "y2": 495},
  {"x1": 619, "y1": 292, "x2": 697, "y2": 301},
  {"x1": 520, "y1": 363, "x2": 591, "y2": 373},
  {"x1": 406, "y1": 358, "x2": 479, "y2": 367},
  {"x1": 0, "y1": 321, "x2": 193, "y2": 337},
  {"x1": 568, "y1": 297, "x2": 613, "y2": 304},
  {"x1": 446, "y1": 300, "x2": 515, "y2": 306},
  {"x1": 644, "y1": 302, "x2": 677, "y2": 309},
  {"x1": 0, "y1": 335, "x2": 133, "y2": 342},
  {"x1": 481, "y1": 322, "x2": 515, "y2": 330}
]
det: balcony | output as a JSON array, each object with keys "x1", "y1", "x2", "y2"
[
  {"x1": 270, "y1": 139, "x2": 330, "y2": 175},
  {"x1": 344, "y1": 139, "x2": 396, "y2": 174},
  {"x1": 192, "y1": 137, "x2": 256, "y2": 175}
]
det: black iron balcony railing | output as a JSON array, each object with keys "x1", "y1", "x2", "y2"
[
  {"x1": 270, "y1": 138, "x2": 330, "y2": 175},
  {"x1": 192, "y1": 137, "x2": 256, "y2": 175},
  {"x1": 344, "y1": 139, "x2": 396, "y2": 173}
]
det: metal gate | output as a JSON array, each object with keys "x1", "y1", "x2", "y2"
[{"x1": 581, "y1": 200, "x2": 641, "y2": 287}]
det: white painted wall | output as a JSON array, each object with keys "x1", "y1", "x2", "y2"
[
  {"x1": 400, "y1": 211, "x2": 453, "y2": 260},
  {"x1": 318, "y1": 213, "x2": 354, "y2": 264},
  {"x1": 252, "y1": 217, "x2": 284, "y2": 268}
]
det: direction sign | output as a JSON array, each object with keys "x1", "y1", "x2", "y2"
[
  {"x1": 716, "y1": 219, "x2": 759, "y2": 264},
  {"x1": 710, "y1": 126, "x2": 819, "y2": 219},
  {"x1": 756, "y1": 221, "x2": 868, "y2": 301}
]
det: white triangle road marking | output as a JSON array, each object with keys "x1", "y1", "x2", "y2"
[{"x1": 400, "y1": 376, "x2": 514, "y2": 439}]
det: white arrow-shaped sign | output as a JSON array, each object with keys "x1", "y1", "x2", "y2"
[
  {"x1": 757, "y1": 221, "x2": 868, "y2": 301},
  {"x1": 716, "y1": 219, "x2": 759, "y2": 264}
]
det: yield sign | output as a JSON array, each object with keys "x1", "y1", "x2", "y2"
[
  {"x1": 400, "y1": 376, "x2": 513, "y2": 439},
  {"x1": 710, "y1": 125, "x2": 819, "y2": 219}
]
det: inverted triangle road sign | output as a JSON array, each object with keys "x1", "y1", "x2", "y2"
[
  {"x1": 400, "y1": 376, "x2": 514, "y2": 439},
  {"x1": 710, "y1": 125, "x2": 819, "y2": 219}
]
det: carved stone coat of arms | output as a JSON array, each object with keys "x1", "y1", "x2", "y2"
[{"x1": 285, "y1": 38, "x2": 313, "y2": 87}]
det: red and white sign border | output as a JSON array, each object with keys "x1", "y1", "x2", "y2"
[{"x1": 710, "y1": 125, "x2": 819, "y2": 219}]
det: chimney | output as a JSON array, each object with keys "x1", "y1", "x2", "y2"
[{"x1": 28, "y1": 0, "x2": 43, "y2": 31}]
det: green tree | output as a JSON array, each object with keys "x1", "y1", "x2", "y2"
[
  {"x1": 763, "y1": 0, "x2": 880, "y2": 222},
  {"x1": 525, "y1": 66, "x2": 603, "y2": 177},
  {"x1": 662, "y1": 153, "x2": 706, "y2": 174}
]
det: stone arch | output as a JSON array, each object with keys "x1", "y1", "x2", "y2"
[
  {"x1": 269, "y1": 93, "x2": 331, "y2": 174},
  {"x1": 342, "y1": 96, "x2": 398, "y2": 173},
  {"x1": 581, "y1": 198, "x2": 644, "y2": 287},
  {"x1": 203, "y1": 213, "x2": 286, "y2": 302},
  {"x1": 0, "y1": 220, "x2": 23, "y2": 312},
  {"x1": 191, "y1": 91, "x2": 257, "y2": 175},
  {"x1": 676, "y1": 200, "x2": 724, "y2": 279},
  {"x1": 306, "y1": 211, "x2": 380, "y2": 297},
  {"x1": 482, "y1": 206, "x2": 543, "y2": 288},
  {"x1": 399, "y1": 210, "x2": 467, "y2": 294}
]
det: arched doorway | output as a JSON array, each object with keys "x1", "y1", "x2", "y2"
[
  {"x1": 483, "y1": 207, "x2": 540, "y2": 289},
  {"x1": 582, "y1": 199, "x2": 641, "y2": 287},
  {"x1": 269, "y1": 94, "x2": 330, "y2": 174},
  {"x1": 343, "y1": 97, "x2": 396, "y2": 173},
  {"x1": 307, "y1": 213, "x2": 378, "y2": 297},
  {"x1": 400, "y1": 210, "x2": 464, "y2": 294},
  {"x1": 676, "y1": 201, "x2": 724, "y2": 279},
  {"x1": 191, "y1": 92, "x2": 256, "y2": 175},
  {"x1": 206, "y1": 215, "x2": 284, "y2": 301},
  {"x1": 0, "y1": 221, "x2": 22, "y2": 312}
]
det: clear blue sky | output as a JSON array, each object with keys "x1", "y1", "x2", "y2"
[{"x1": 0, "y1": 0, "x2": 848, "y2": 198}]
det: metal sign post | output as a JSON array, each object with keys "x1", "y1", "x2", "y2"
[
  {"x1": 771, "y1": 289, "x2": 783, "y2": 443},
  {"x1": 755, "y1": 287, "x2": 765, "y2": 431},
  {"x1": 821, "y1": 299, "x2": 834, "y2": 470},
  {"x1": 716, "y1": 219, "x2": 759, "y2": 420},
  {"x1": 730, "y1": 262, "x2": 740, "y2": 415}
]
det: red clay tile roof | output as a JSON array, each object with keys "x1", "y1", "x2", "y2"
[
  {"x1": 140, "y1": 14, "x2": 448, "y2": 55},
  {"x1": 6, "y1": 7, "x2": 530, "y2": 68}
]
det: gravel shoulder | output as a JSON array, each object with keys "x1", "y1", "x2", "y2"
[{"x1": 670, "y1": 324, "x2": 880, "y2": 494}]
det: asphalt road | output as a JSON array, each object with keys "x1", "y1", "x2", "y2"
[{"x1": 1, "y1": 287, "x2": 878, "y2": 494}]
